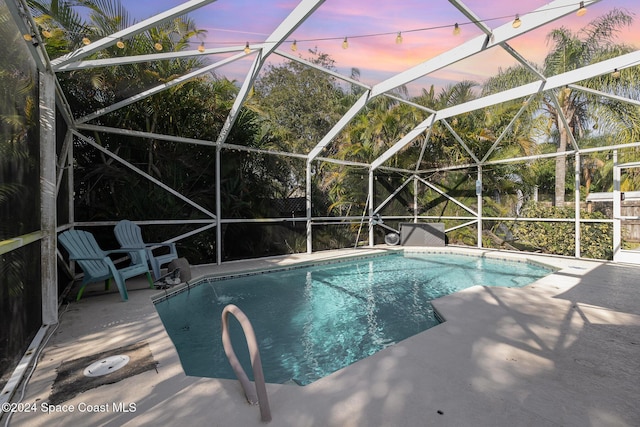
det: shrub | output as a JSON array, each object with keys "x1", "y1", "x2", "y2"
[{"x1": 515, "y1": 203, "x2": 612, "y2": 260}]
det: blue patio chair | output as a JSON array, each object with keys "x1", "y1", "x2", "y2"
[
  {"x1": 114, "y1": 220, "x2": 178, "y2": 280},
  {"x1": 58, "y1": 229, "x2": 153, "y2": 301}
]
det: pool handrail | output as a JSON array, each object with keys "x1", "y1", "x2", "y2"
[{"x1": 221, "y1": 304, "x2": 271, "y2": 423}]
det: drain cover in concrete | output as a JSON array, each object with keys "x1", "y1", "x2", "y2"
[
  {"x1": 49, "y1": 341, "x2": 157, "y2": 405},
  {"x1": 83, "y1": 355, "x2": 130, "y2": 377}
]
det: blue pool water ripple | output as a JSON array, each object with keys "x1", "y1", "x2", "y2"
[{"x1": 155, "y1": 253, "x2": 552, "y2": 385}]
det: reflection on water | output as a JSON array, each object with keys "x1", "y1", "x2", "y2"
[{"x1": 155, "y1": 253, "x2": 552, "y2": 385}]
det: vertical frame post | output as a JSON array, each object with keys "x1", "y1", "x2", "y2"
[
  {"x1": 413, "y1": 176, "x2": 418, "y2": 223},
  {"x1": 476, "y1": 166, "x2": 483, "y2": 248},
  {"x1": 40, "y1": 71, "x2": 57, "y2": 324},
  {"x1": 368, "y1": 169, "x2": 375, "y2": 247},
  {"x1": 574, "y1": 152, "x2": 581, "y2": 258},
  {"x1": 215, "y1": 145, "x2": 222, "y2": 264},
  {"x1": 306, "y1": 161, "x2": 313, "y2": 253},
  {"x1": 612, "y1": 150, "x2": 621, "y2": 259}
]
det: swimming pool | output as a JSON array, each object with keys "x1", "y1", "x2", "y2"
[{"x1": 154, "y1": 252, "x2": 553, "y2": 385}]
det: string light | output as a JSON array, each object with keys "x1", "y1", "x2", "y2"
[
  {"x1": 41, "y1": 4, "x2": 594, "y2": 55},
  {"x1": 576, "y1": 1, "x2": 587, "y2": 17},
  {"x1": 281, "y1": 4, "x2": 593, "y2": 49},
  {"x1": 612, "y1": 68, "x2": 621, "y2": 78},
  {"x1": 22, "y1": 33, "x2": 39, "y2": 47},
  {"x1": 512, "y1": 14, "x2": 521, "y2": 28}
]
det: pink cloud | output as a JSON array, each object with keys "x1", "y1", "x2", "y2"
[{"x1": 156, "y1": 0, "x2": 640, "y2": 96}]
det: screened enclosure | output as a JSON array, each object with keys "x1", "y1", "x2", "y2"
[{"x1": 2, "y1": 0, "x2": 640, "y2": 392}]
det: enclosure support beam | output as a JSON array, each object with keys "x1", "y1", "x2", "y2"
[
  {"x1": 72, "y1": 130, "x2": 217, "y2": 220},
  {"x1": 66, "y1": 129, "x2": 75, "y2": 277},
  {"x1": 416, "y1": 177, "x2": 478, "y2": 217},
  {"x1": 77, "y1": 53, "x2": 246, "y2": 124},
  {"x1": 372, "y1": 0, "x2": 596, "y2": 97},
  {"x1": 613, "y1": 151, "x2": 621, "y2": 257},
  {"x1": 306, "y1": 161, "x2": 313, "y2": 253},
  {"x1": 376, "y1": 50, "x2": 640, "y2": 170},
  {"x1": 216, "y1": 146, "x2": 222, "y2": 265},
  {"x1": 50, "y1": 0, "x2": 219, "y2": 68},
  {"x1": 413, "y1": 177, "x2": 419, "y2": 223},
  {"x1": 369, "y1": 170, "x2": 375, "y2": 247},
  {"x1": 40, "y1": 71, "x2": 57, "y2": 325},
  {"x1": 309, "y1": 92, "x2": 370, "y2": 161},
  {"x1": 216, "y1": 0, "x2": 325, "y2": 147},
  {"x1": 374, "y1": 175, "x2": 414, "y2": 216},
  {"x1": 575, "y1": 152, "x2": 581, "y2": 258},
  {"x1": 55, "y1": 132, "x2": 72, "y2": 194},
  {"x1": 415, "y1": 123, "x2": 434, "y2": 173},
  {"x1": 477, "y1": 166, "x2": 483, "y2": 249},
  {"x1": 67, "y1": 131, "x2": 75, "y2": 250},
  {"x1": 442, "y1": 119, "x2": 480, "y2": 164}
]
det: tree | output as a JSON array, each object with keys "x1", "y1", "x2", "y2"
[
  {"x1": 483, "y1": 9, "x2": 638, "y2": 206},
  {"x1": 27, "y1": 0, "x2": 295, "y2": 261},
  {"x1": 251, "y1": 48, "x2": 352, "y2": 210},
  {"x1": 252, "y1": 48, "x2": 347, "y2": 155}
]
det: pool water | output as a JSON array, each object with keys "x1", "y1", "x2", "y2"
[{"x1": 154, "y1": 252, "x2": 552, "y2": 385}]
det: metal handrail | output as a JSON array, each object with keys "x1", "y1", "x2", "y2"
[{"x1": 221, "y1": 304, "x2": 271, "y2": 423}]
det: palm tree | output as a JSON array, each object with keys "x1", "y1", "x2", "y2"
[
  {"x1": 318, "y1": 87, "x2": 422, "y2": 218},
  {"x1": 410, "y1": 81, "x2": 484, "y2": 169},
  {"x1": 483, "y1": 9, "x2": 637, "y2": 206},
  {"x1": 544, "y1": 9, "x2": 636, "y2": 205},
  {"x1": 26, "y1": 0, "x2": 275, "y2": 260}
]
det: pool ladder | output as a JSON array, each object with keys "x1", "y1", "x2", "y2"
[{"x1": 221, "y1": 304, "x2": 272, "y2": 423}]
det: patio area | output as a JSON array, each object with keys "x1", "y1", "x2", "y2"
[
  {"x1": 3, "y1": 1, "x2": 640, "y2": 426},
  {"x1": 5, "y1": 246, "x2": 640, "y2": 427}
]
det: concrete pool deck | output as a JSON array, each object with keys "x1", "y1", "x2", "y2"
[{"x1": 4, "y1": 246, "x2": 640, "y2": 427}]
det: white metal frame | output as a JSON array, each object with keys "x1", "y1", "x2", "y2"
[
  {"x1": 3, "y1": 0, "x2": 640, "y2": 322},
  {"x1": 3, "y1": 0, "x2": 640, "y2": 406},
  {"x1": 32, "y1": 0, "x2": 640, "y2": 265},
  {"x1": 613, "y1": 160, "x2": 640, "y2": 264}
]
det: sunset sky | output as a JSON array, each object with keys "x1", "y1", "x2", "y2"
[{"x1": 121, "y1": 0, "x2": 640, "y2": 95}]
